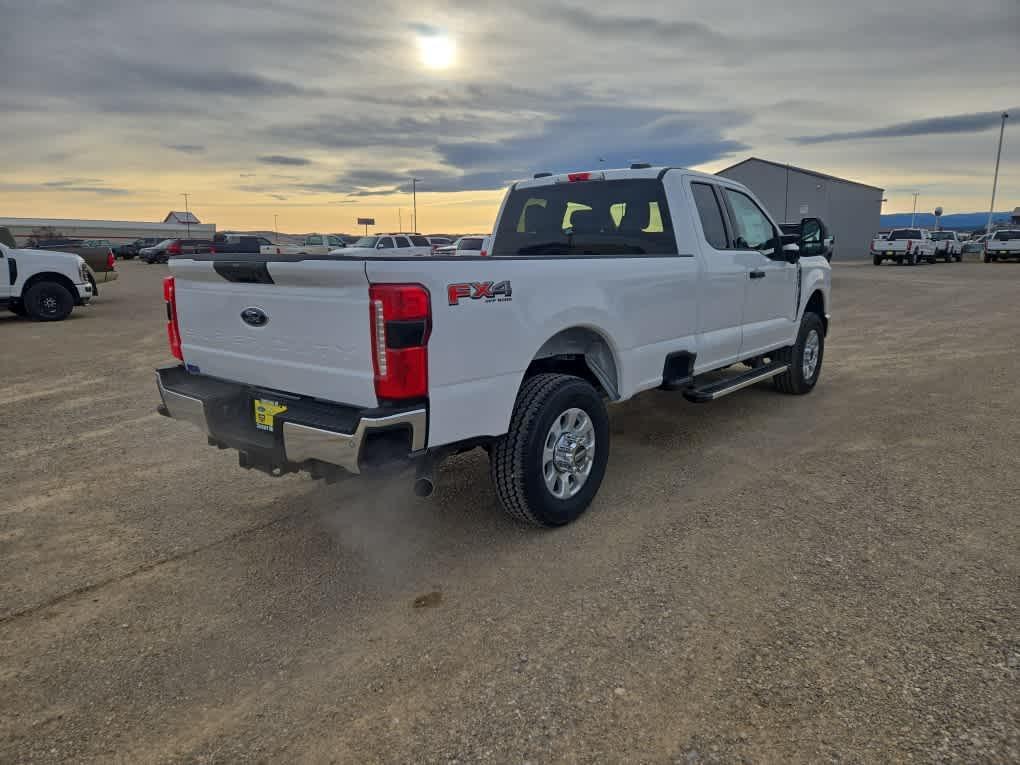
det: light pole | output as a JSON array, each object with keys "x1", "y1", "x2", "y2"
[
  {"x1": 986, "y1": 111, "x2": 1009, "y2": 236},
  {"x1": 274, "y1": 214, "x2": 279, "y2": 241},
  {"x1": 910, "y1": 192, "x2": 920, "y2": 227},
  {"x1": 182, "y1": 192, "x2": 191, "y2": 237},
  {"x1": 411, "y1": 178, "x2": 421, "y2": 233}
]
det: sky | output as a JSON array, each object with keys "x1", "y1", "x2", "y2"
[{"x1": 2, "y1": 0, "x2": 1018, "y2": 234}]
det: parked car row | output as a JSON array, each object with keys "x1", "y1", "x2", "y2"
[
  {"x1": 872, "y1": 228, "x2": 1020, "y2": 265},
  {"x1": 871, "y1": 229, "x2": 959, "y2": 265}
]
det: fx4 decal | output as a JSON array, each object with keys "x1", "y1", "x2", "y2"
[{"x1": 447, "y1": 280, "x2": 513, "y2": 306}]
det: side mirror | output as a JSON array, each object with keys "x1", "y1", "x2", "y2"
[
  {"x1": 376, "y1": 242, "x2": 386, "y2": 249},
  {"x1": 782, "y1": 241, "x2": 801, "y2": 263}
]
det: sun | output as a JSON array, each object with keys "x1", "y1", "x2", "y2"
[{"x1": 417, "y1": 34, "x2": 456, "y2": 70}]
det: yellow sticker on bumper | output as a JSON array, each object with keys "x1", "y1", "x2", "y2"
[{"x1": 254, "y1": 399, "x2": 288, "y2": 432}]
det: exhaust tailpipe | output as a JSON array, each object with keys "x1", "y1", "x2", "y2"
[
  {"x1": 414, "y1": 475, "x2": 435, "y2": 498},
  {"x1": 414, "y1": 458, "x2": 436, "y2": 498}
]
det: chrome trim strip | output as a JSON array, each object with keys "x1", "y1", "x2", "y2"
[
  {"x1": 708, "y1": 364, "x2": 788, "y2": 400},
  {"x1": 155, "y1": 369, "x2": 209, "y2": 433},
  {"x1": 283, "y1": 408, "x2": 427, "y2": 475}
]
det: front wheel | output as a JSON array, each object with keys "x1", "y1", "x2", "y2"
[
  {"x1": 773, "y1": 313, "x2": 825, "y2": 395},
  {"x1": 23, "y1": 281, "x2": 74, "y2": 321},
  {"x1": 491, "y1": 373, "x2": 609, "y2": 527}
]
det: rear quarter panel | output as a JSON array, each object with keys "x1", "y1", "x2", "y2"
[{"x1": 365, "y1": 255, "x2": 699, "y2": 447}]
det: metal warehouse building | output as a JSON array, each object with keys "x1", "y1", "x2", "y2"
[
  {"x1": 717, "y1": 158, "x2": 884, "y2": 259},
  {"x1": 0, "y1": 212, "x2": 215, "y2": 247}
]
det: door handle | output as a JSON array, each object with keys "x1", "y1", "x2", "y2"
[{"x1": 749, "y1": 270, "x2": 766, "y2": 279}]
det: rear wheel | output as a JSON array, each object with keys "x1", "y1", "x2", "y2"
[
  {"x1": 491, "y1": 373, "x2": 609, "y2": 527},
  {"x1": 23, "y1": 281, "x2": 74, "y2": 321},
  {"x1": 10, "y1": 302, "x2": 27, "y2": 317},
  {"x1": 895, "y1": 256, "x2": 903, "y2": 265},
  {"x1": 873, "y1": 254, "x2": 882, "y2": 266},
  {"x1": 773, "y1": 313, "x2": 825, "y2": 395}
]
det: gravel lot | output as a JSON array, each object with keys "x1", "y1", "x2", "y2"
[{"x1": 1, "y1": 258, "x2": 1017, "y2": 764}]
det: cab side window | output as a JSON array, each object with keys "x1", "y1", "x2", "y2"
[
  {"x1": 724, "y1": 189, "x2": 776, "y2": 252},
  {"x1": 691, "y1": 182, "x2": 729, "y2": 250},
  {"x1": 306, "y1": 235, "x2": 323, "y2": 246},
  {"x1": 395, "y1": 236, "x2": 411, "y2": 248}
]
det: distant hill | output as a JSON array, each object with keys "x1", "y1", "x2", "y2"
[{"x1": 880, "y1": 212, "x2": 1014, "y2": 231}]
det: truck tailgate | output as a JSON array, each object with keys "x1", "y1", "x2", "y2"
[{"x1": 169, "y1": 258, "x2": 378, "y2": 407}]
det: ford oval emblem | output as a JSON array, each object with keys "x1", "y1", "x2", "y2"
[{"x1": 241, "y1": 307, "x2": 268, "y2": 327}]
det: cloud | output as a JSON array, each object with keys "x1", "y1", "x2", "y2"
[
  {"x1": 258, "y1": 155, "x2": 313, "y2": 166},
  {"x1": 540, "y1": 3, "x2": 727, "y2": 45},
  {"x1": 5, "y1": 180, "x2": 130, "y2": 195},
  {"x1": 793, "y1": 108, "x2": 1016, "y2": 145},
  {"x1": 166, "y1": 144, "x2": 206, "y2": 154}
]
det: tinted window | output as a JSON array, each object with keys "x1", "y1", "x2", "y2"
[
  {"x1": 691, "y1": 183, "x2": 728, "y2": 250},
  {"x1": 724, "y1": 188, "x2": 775, "y2": 250},
  {"x1": 306, "y1": 235, "x2": 323, "y2": 245},
  {"x1": 378, "y1": 237, "x2": 395, "y2": 249},
  {"x1": 994, "y1": 230, "x2": 1020, "y2": 241},
  {"x1": 410, "y1": 235, "x2": 430, "y2": 247},
  {"x1": 459, "y1": 238, "x2": 484, "y2": 250},
  {"x1": 395, "y1": 236, "x2": 411, "y2": 248},
  {"x1": 889, "y1": 229, "x2": 922, "y2": 240},
  {"x1": 258, "y1": 237, "x2": 272, "y2": 246},
  {"x1": 353, "y1": 237, "x2": 378, "y2": 248},
  {"x1": 492, "y1": 179, "x2": 676, "y2": 256}
]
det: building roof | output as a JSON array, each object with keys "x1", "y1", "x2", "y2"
[
  {"x1": 164, "y1": 211, "x2": 200, "y2": 224},
  {"x1": 717, "y1": 157, "x2": 884, "y2": 192},
  {"x1": 0, "y1": 216, "x2": 213, "y2": 232}
]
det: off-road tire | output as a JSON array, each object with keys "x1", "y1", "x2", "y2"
[
  {"x1": 23, "y1": 281, "x2": 74, "y2": 321},
  {"x1": 773, "y1": 312, "x2": 825, "y2": 395},
  {"x1": 490, "y1": 373, "x2": 609, "y2": 528}
]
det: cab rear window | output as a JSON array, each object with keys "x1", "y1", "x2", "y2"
[{"x1": 492, "y1": 178, "x2": 676, "y2": 256}]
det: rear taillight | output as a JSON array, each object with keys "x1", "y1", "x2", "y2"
[
  {"x1": 167, "y1": 241, "x2": 182, "y2": 256},
  {"x1": 107, "y1": 249, "x2": 116, "y2": 269},
  {"x1": 369, "y1": 284, "x2": 430, "y2": 401},
  {"x1": 209, "y1": 245, "x2": 216, "y2": 255},
  {"x1": 163, "y1": 276, "x2": 183, "y2": 361}
]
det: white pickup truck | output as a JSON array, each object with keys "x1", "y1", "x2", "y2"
[
  {"x1": 983, "y1": 229, "x2": 1020, "y2": 262},
  {"x1": 263, "y1": 234, "x2": 347, "y2": 257},
  {"x1": 872, "y1": 228, "x2": 937, "y2": 265},
  {"x1": 156, "y1": 166, "x2": 831, "y2": 527},
  {"x1": 930, "y1": 231, "x2": 963, "y2": 262},
  {"x1": 1, "y1": 229, "x2": 93, "y2": 320}
]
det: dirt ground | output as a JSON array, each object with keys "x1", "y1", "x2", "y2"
[{"x1": 1, "y1": 258, "x2": 1017, "y2": 764}]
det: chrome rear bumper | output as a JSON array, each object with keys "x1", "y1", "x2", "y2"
[{"x1": 156, "y1": 365, "x2": 426, "y2": 475}]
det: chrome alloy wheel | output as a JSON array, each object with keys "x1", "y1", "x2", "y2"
[
  {"x1": 803, "y1": 329, "x2": 821, "y2": 380},
  {"x1": 542, "y1": 407, "x2": 595, "y2": 499}
]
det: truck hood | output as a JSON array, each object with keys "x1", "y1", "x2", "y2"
[
  {"x1": 6, "y1": 248, "x2": 86, "y2": 281},
  {"x1": 12, "y1": 247, "x2": 85, "y2": 267}
]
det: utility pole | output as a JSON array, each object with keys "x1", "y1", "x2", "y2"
[
  {"x1": 411, "y1": 178, "x2": 421, "y2": 233},
  {"x1": 398, "y1": 208, "x2": 402, "y2": 232},
  {"x1": 274, "y1": 214, "x2": 279, "y2": 241},
  {"x1": 182, "y1": 192, "x2": 191, "y2": 237},
  {"x1": 910, "y1": 192, "x2": 920, "y2": 227},
  {"x1": 987, "y1": 111, "x2": 1009, "y2": 236}
]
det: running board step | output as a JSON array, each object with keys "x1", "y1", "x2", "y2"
[{"x1": 682, "y1": 363, "x2": 788, "y2": 403}]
